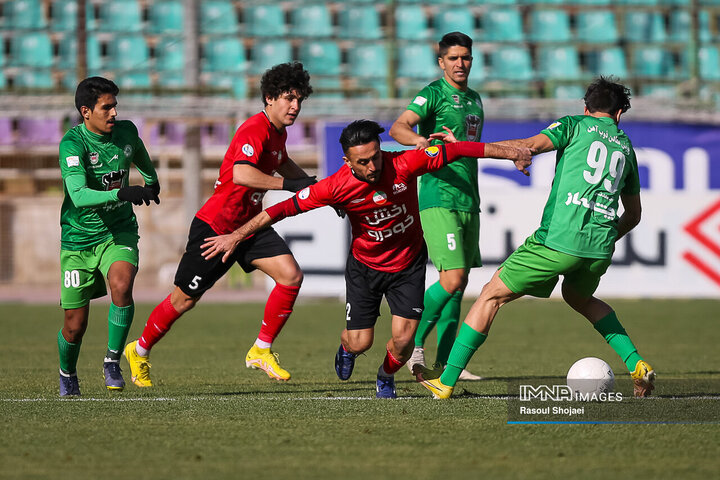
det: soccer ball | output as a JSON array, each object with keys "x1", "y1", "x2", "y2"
[{"x1": 566, "y1": 357, "x2": 615, "y2": 396}]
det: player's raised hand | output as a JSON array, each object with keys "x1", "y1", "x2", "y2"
[
  {"x1": 428, "y1": 126, "x2": 458, "y2": 144},
  {"x1": 201, "y1": 232, "x2": 244, "y2": 263}
]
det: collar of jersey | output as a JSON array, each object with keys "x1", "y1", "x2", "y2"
[
  {"x1": 440, "y1": 76, "x2": 470, "y2": 95},
  {"x1": 80, "y1": 122, "x2": 112, "y2": 142}
]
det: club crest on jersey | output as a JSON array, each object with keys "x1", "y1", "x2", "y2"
[
  {"x1": 299, "y1": 186, "x2": 310, "y2": 200},
  {"x1": 123, "y1": 145, "x2": 132, "y2": 157},
  {"x1": 393, "y1": 183, "x2": 407, "y2": 195},
  {"x1": 372, "y1": 191, "x2": 387, "y2": 205},
  {"x1": 452, "y1": 95, "x2": 460, "y2": 104},
  {"x1": 424, "y1": 146, "x2": 440, "y2": 158},
  {"x1": 89, "y1": 152, "x2": 99, "y2": 164},
  {"x1": 242, "y1": 144, "x2": 254, "y2": 157}
]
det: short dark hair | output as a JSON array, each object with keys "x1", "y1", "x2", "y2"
[
  {"x1": 75, "y1": 76, "x2": 119, "y2": 114},
  {"x1": 260, "y1": 62, "x2": 313, "y2": 105},
  {"x1": 339, "y1": 120, "x2": 385, "y2": 154},
  {"x1": 438, "y1": 31, "x2": 473, "y2": 57},
  {"x1": 584, "y1": 76, "x2": 631, "y2": 115}
]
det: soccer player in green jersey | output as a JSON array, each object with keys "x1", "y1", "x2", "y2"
[
  {"x1": 390, "y1": 32, "x2": 484, "y2": 380},
  {"x1": 417, "y1": 76, "x2": 656, "y2": 399},
  {"x1": 57, "y1": 76, "x2": 160, "y2": 396}
]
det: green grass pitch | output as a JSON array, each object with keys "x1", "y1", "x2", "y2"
[{"x1": 1, "y1": 298, "x2": 718, "y2": 479}]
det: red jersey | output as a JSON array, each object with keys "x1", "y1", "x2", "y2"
[
  {"x1": 266, "y1": 144, "x2": 481, "y2": 272},
  {"x1": 196, "y1": 112, "x2": 288, "y2": 234}
]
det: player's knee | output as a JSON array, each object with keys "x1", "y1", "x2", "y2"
[
  {"x1": 280, "y1": 267, "x2": 303, "y2": 287},
  {"x1": 347, "y1": 336, "x2": 372, "y2": 354}
]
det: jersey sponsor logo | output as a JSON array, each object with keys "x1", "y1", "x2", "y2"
[
  {"x1": 366, "y1": 204, "x2": 408, "y2": 226},
  {"x1": 242, "y1": 143, "x2": 255, "y2": 157},
  {"x1": 372, "y1": 191, "x2": 387, "y2": 205},
  {"x1": 547, "y1": 121, "x2": 561, "y2": 130},
  {"x1": 424, "y1": 146, "x2": 440, "y2": 158},
  {"x1": 89, "y1": 152, "x2": 99, "y2": 164},
  {"x1": 413, "y1": 96, "x2": 427, "y2": 106},
  {"x1": 392, "y1": 183, "x2": 407, "y2": 195},
  {"x1": 102, "y1": 169, "x2": 128, "y2": 191},
  {"x1": 367, "y1": 212, "x2": 414, "y2": 242},
  {"x1": 66, "y1": 155, "x2": 80, "y2": 167},
  {"x1": 123, "y1": 144, "x2": 133, "y2": 157},
  {"x1": 466, "y1": 114, "x2": 482, "y2": 142},
  {"x1": 298, "y1": 186, "x2": 311, "y2": 200}
]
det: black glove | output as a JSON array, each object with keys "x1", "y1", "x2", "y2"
[
  {"x1": 145, "y1": 182, "x2": 161, "y2": 204},
  {"x1": 117, "y1": 185, "x2": 152, "y2": 206},
  {"x1": 282, "y1": 176, "x2": 317, "y2": 193}
]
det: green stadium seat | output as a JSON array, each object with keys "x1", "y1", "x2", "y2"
[
  {"x1": 640, "y1": 84, "x2": 677, "y2": 98},
  {"x1": 576, "y1": 11, "x2": 618, "y2": 43},
  {"x1": 202, "y1": 37, "x2": 247, "y2": 73},
  {"x1": 155, "y1": 37, "x2": 185, "y2": 72},
  {"x1": 551, "y1": 85, "x2": 586, "y2": 100},
  {"x1": 473, "y1": 0, "x2": 518, "y2": 5},
  {"x1": 249, "y1": 40, "x2": 292, "y2": 75},
  {"x1": 632, "y1": 46, "x2": 673, "y2": 78},
  {"x1": 529, "y1": 9, "x2": 571, "y2": 43},
  {"x1": 572, "y1": 0, "x2": 611, "y2": 4},
  {"x1": 0, "y1": 71, "x2": 6, "y2": 89},
  {"x1": 616, "y1": 0, "x2": 659, "y2": 5},
  {"x1": 107, "y1": 35, "x2": 150, "y2": 71},
  {"x1": 205, "y1": 74, "x2": 248, "y2": 98},
  {"x1": 669, "y1": 10, "x2": 713, "y2": 43},
  {"x1": 148, "y1": 0, "x2": 184, "y2": 35},
  {"x1": 347, "y1": 43, "x2": 388, "y2": 79},
  {"x1": 395, "y1": 5, "x2": 430, "y2": 41},
  {"x1": 98, "y1": 0, "x2": 142, "y2": 33},
  {"x1": 10, "y1": 32, "x2": 53, "y2": 68},
  {"x1": 50, "y1": 1, "x2": 96, "y2": 32},
  {"x1": 115, "y1": 71, "x2": 152, "y2": 89},
  {"x1": 587, "y1": 47, "x2": 627, "y2": 78},
  {"x1": 434, "y1": 9, "x2": 475, "y2": 37},
  {"x1": 490, "y1": 46, "x2": 533, "y2": 80},
  {"x1": 290, "y1": 5, "x2": 333, "y2": 38},
  {"x1": 338, "y1": 6, "x2": 382, "y2": 40},
  {"x1": 623, "y1": 11, "x2": 666, "y2": 43},
  {"x1": 156, "y1": 71, "x2": 186, "y2": 90},
  {"x1": 57, "y1": 34, "x2": 102, "y2": 71},
  {"x1": 482, "y1": 8, "x2": 524, "y2": 42},
  {"x1": 13, "y1": 69, "x2": 54, "y2": 89},
  {"x1": 309, "y1": 76, "x2": 343, "y2": 99},
  {"x1": 3, "y1": 0, "x2": 47, "y2": 30},
  {"x1": 244, "y1": 4, "x2": 287, "y2": 37},
  {"x1": 298, "y1": 41, "x2": 341, "y2": 76},
  {"x1": 537, "y1": 46, "x2": 581, "y2": 80},
  {"x1": 200, "y1": 0, "x2": 239, "y2": 35},
  {"x1": 699, "y1": 45, "x2": 720, "y2": 80},
  {"x1": 468, "y1": 52, "x2": 486, "y2": 83},
  {"x1": 396, "y1": 43, "x2": 437, "y2": 80}
]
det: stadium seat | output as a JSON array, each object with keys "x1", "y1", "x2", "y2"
[
  {"x1": 248, "y1": 40, "x2": 292, "y2": 75},
  {"x1": 201, "y1": 122, "x2": 232, "y2": 147},
  {"x1": 57, "y1": 34, "x2": 102, "y2": 71},
  {"x1": 615, "y1": 0, "x2": 658, "y2": 5},
  {"x1": 528, "y1": 9, "x2": 571, "y2": 43},
  {"x1": 3, "y1": 0, "x2": 47, "y2": 30},
  {"x1": 632, "y1": 46, "x2": 673, "y2": 78},
  {"x1": 0, "y1": 117, "x2": 13, "y2": 145},
  {"x1": 623, "y1": 11, "x2": 666, "y2": 43},
  {"x1": 396, "y1": 43, "x2": 437, "y2": 80},
  {"x1": 490, "y1": 46, "x2": 534, "y2": 80},
  {"x1": 640, "y1": 84, "x2": 677, "y2": 98},
  {"x1": 298, "y1": 41, "x2": 341, "y2": 76},
  {"x1": 290, "y1": 5, "x2": 333, "y2": 38},
  {"x1": 572, "y1": 0, "x2": 611, "y2": 4},
  {"x1": 551, "y1": 85, "x2": 586, "y2": 100},
  {"x1": 98, "y1": 0, "x2": 142, "y2": 33},
  {"x1": 482, "y1": 8, "x2": 524, "y2": 42},
  {"x1": 155, "y1": 37, "x2": 185, "y2": 72},
  {"x1": 50, "y1": 1, "x2": 96, "y2": 32},
  {"x1": 468, "y1": 52, "x2": 486, "y2": 83},
  {"x1": 347, "y1": 43, "x2": 388, "y2": 79},
  {"x1": 243, "y1": 4, "x2": 287, "y2": 37},
  {"x1": 200, "y1": 0, "x2": 239, "y2": 35},
  {"x1": 338, "y1": 6, "x2": 382, "y2": 40},
  {"x1": 205, "y1": 74, "x2": 248, "y2": 98},
  {"x1": 576, "y1": 11, "x2": 618, "y2": 43},
  {"x1": 10, "y1": 32, "x2": 53, "y2": 68},
  {"x1": 0, "y1": 71, "x2": 6, "y2": 89},
  {"x1": 669, "y1": 10, "x2": 713, "y2": 43},
  {"x1": 434, "y1": 9, "x2": 476, "y2": 37},
  {"x1": 587, "y1": 47, "x2": 627, "y2": 78},
  {"x1": 155, "y1": 71, "x2": 186, "y2": 90},
  {"x1": 395, "y1": 5, "x2": 430, "y2": 41},
  {"x1": 16, "y1": 118, "x2": 63, "y2": 145},
  {"x1": 148, "y1": 0, "x2": 184, "y2": 35},
  {"x1": 114, "y1": 71, "x2": 152, "y2": 90},
  {"x1": 310, "y1": 76, "x2": 344, "y2": 99},
  {"x1": 12, "y1": 69, "x2": 54, "y2": 89},
  {"x1": 537, "y1": 46, "x2": 582, "y2": 80},
  {"x1": 202, "y1": 37, "x2": 247, "y2": 73},
  {"x1": 106, "y1": 35, "x2": 150, "y2": 71},
  {"x1": 0, "y1": 41, "x2": 4, "y2": 67},
  {"x1": 699, "y1": 45, "x2": 720, "y2": 80}
]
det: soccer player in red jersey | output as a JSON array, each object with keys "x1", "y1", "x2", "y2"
[
  {"x1": 123, "y1": 63, "x2": 316, "y2": 386},
  {"x1": 201, "y1": 120, "x2": 533, "y2": 398}
]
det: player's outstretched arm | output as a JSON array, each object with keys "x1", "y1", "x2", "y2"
[
  {"x1": 201, "y1": 211, "x2": 274, "y2": 263},
  {"x1": 484, "y1": 143, "x2": 534, "y2": 176},
  {"x1": 390, "y1": 110, "x2": 430, "y2": 150}
]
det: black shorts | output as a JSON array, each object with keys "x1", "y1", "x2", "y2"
[
  {"x1": 344, "y1": 247, "x2": 427, "y2": 330},
  {"x1": 174, "y1": 217, "x2": 292, "y2": 296}
]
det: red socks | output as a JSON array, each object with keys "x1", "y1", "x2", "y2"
[
  {"x1": 138, "y1": 294, "x2": 181, "y2": 350},
  {"x1": 257, "y1": 283, "x2": 300, "y2": 343},
  {"x1": 382, "y1": 349, "x2": 404, "y2": 376}
]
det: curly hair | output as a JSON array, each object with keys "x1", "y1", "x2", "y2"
[
  {"x1": 584, "y1": 76, "x2": 631, "y2": 115},
  {"x1": 260, "y1": 62, "x2": 313, "y2": 105},
  {"x1": 75, "y1": 76, "x2": 119, "y2": 114}
]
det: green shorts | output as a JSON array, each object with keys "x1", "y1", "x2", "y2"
[
  {"x1": 60, "y1": 233, "x2": 139, "y2": 309},
  {"x1": 420, "y1": 207, "x2": 481, "y2": 271},
  {"x1": 499, "y1": 233, "x2": 611, "y2": 298}
]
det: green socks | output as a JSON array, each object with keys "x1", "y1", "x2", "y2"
[
  {"x1": 441, "y1": 323, "x2": 487, "y2": 387},
  {"x1": 57, "y1": 330, "x2": 81, "y2": 374},
  {"x1": 435, "y1": 292, "x2": 463, "y2": 366},
  {"x1": 593, "y1": 311, "x2": 643, "y2": 372},
  {"x1": 414, "y1": 282, "x2": 453, "y2": 347},
  {"x1": 106, "y1": 303, "x2": 134, "y2": 361}
]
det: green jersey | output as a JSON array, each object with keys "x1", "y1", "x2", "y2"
[
  {"x1": 535, "y1": 115, "x2": 640, "y2": 259},
  {"x1": 59, "y1": 120, "x2": 157, "y2": 250},
  {"x1": 407, "y1": 77, "x2": 484, "y2": 213}
]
